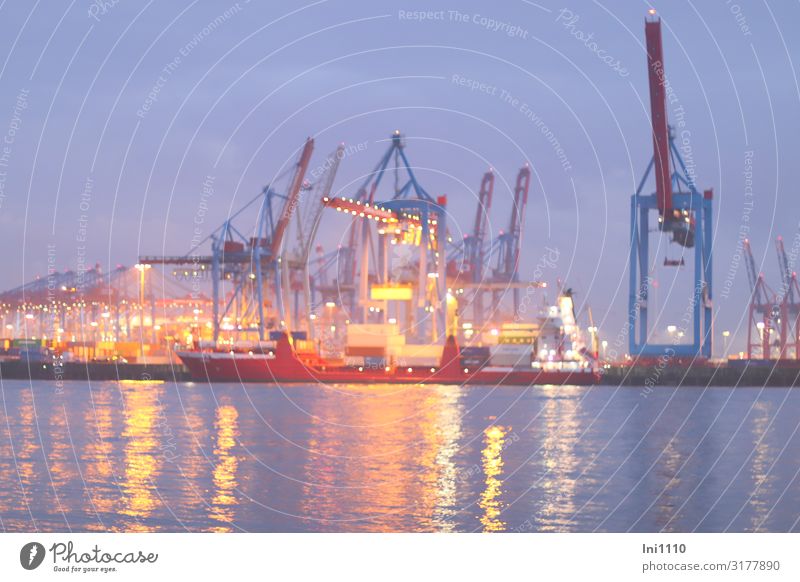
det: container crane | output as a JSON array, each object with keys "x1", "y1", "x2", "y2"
[
  {"x1": 309, "y1": 245, "x2": 342, "y2": 309},
  {"x1": 744, "y1": 239, "x2": 777, "y2": 359},
  {"x1": 333, "y1": 141, "x2": 401, "y2": 319},
  {"x1": 775, "y1": 236, "x2": 800, "y2": 359},
  {"x1": 629, "y1": 12, "x2": 713, "y2": 359},
  {"x1": 492, "y1": 165, "x2": 531, "y2": 317},
  {"x1": 323, "y1": 131, "x2": 448, "y2": 343},
  {"x1": 462, "y1": 170, "x2": 494, "y2": 325},
  {"x1": 285, "y1": 144, "x2": 344, "y2": 337},
  {"x1": 0, "y1": 265, "x2": 141, "y2": 343},
  {"x1": 140, "y1": 137, "x2": 314, "y2": 342}
]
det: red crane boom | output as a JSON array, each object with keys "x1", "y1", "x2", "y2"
[
  {"x1": 270, "y1": 137, "x2": 314, "y2": 257},
  {"x1": 505, "y1": 165, "x2": 531, "y2": 278},
  {"x1": 470, "y1": 170, "x2": 494, "y2": 280},
  {"x1": 645, "y1": 15, "x2": 672, "y2": 217}
]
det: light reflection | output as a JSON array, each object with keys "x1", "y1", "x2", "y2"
[
  {"x1": 655, "y1": 437, "x2": 682, "y2": 529},
  {"x1": 479, "y1": 425, "x2": 509, "y2": 532},
  {"x1": 1, "y1": 381, "x2": 795, "y2": 532},
  {"x1": 82, "y1": 386, "x2": 119, "y2": 529},
  {"x1": 3, "y1": 388, "x2": 40, "y2": 530},
  {"x1": 300, "y1": 383, "x2": 464, "y2": 532},
  {"x1": 536, "y1": 387, "x2": 581, "y2": 531},
  {"x1": 17, "y1": 388, "x2": 39, "y2": 503},
  {"x1": 429, "y1": 387, "x2": 463, "y2": 532},
  {"x1": 749, "y1": 400, "x2": 774, "y2": 531},
  {"x1": 0, "y1": 402, "x2": 13, "y2": 519},
  {"x1": 208, "y1": 404, "x2": 240, "y2": 531},
  {"x1": 47, "y1": 404, "x2": 75, "y2": 523},
  {"x1": 119, "y1": 384, "x2": 162, "y2": 530},
  {"x1": 172, "y1": 389, "x2": 209, "y2": 520}
]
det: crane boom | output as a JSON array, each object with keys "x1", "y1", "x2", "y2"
[
  {"x1": 645, "y1": 15, "x2": 672, "y2": 217},
  {"x1": 467, "y1": 170, "x2": 494, "y2": 281},
  {"x1": 473, "y1": 171, "x2": 494, "y2": 254},
  {"x1": 776, "y1": 236, "x2": 792, "y2": 291},
  {"x1": 743, "y1": 239, "x2": 759, "y2": 293},
  {"x1": 630, "y1": 10, "x2": 713, "y2": 359},
  {"x1": 505, "y1": 165, "x2": 531, "y2": 277},
  {"x1": 775, "y1": 235, "x2": 800, "y2": 359},
  {"x1": 270, "y1": 137, "x2": 314, "y2": 257},
  {"x1": 298, "y1": 144, "x2": 344, "y2": 261}
]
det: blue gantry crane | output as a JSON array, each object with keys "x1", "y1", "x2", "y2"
[
  {"x1": 322, "y1": 131, "x2": 448, "y2": 342},
  {"x1": 629, "y1": 13, "x2": 713, "y2": 359},
  {"x1": 448, "y1": 164, "x2": 539, "y2": 327},
  {"x1": 461, "y1": 170, "x2": 494, "y2": 325},
  {"x1": 140, "y1": 138, "x2": 314, "y2": 342},
  {"x1": 775, "y1": 236, "x2": 800, "y2": 359},
  {"x1": 491, "y1": 164, "x2": 532, "y2": 318}
]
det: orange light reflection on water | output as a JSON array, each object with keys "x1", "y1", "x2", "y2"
[
  {"x1": 208, "y1": 404, "x2": 240, "y2": 531},
  {"x1": 46, "y1": 403, "x2": 75, "y2": 522},
  {"x1": 81, "y1": 386, "x2": 118, "y2": 530},
  {"x1": 118, "y1": 384, "x2": 162, "y2": 531},
  {"x1": 0, "y1": 388, "x2": 41, "y2": 530},
  {"x1": 479, "y1": 425, "x2": 508, "y2": 532},
  {"x1": 17, "y1": 388, "x2": 39, "y2": 505},
  {"x1": 300, "y1": 383, "x2": 464, "y2": 532}
]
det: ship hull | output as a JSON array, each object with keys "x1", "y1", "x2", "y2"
[{"x1": 177, "y1": 346, "x2": 599, "y2": 386}]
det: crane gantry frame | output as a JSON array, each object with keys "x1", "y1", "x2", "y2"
[{"x1": 629, "y1": 13, "x2": 713, "y2": 360}]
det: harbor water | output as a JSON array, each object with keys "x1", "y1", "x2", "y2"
[{"x1": 0, "y1": 380, "x2": 798, "y2": 532}]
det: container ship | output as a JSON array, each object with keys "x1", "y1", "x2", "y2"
[{"x1": 177, "y1": 291, "x2": 600, "y2": 385}]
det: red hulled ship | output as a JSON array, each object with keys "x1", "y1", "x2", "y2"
[{"x1": 177, "y1": 332, "x2": 600, "y2": 385}]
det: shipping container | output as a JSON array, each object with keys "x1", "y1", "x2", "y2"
[
  {"x1": 223, "y1": 241, "x2": 245, "y2": 253},
  {"x1": 345, "y1": 346, "x2": 386, "y2": 357},
  {"x1": 347, "y1": 323, "x2": 400, "y2": 336},
  {"x1": 346, "y1": 333, "x2": 405, "y2": 348},
  {"x1": 491, "y1": 344, "x2": 532, "y2": 367}
]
